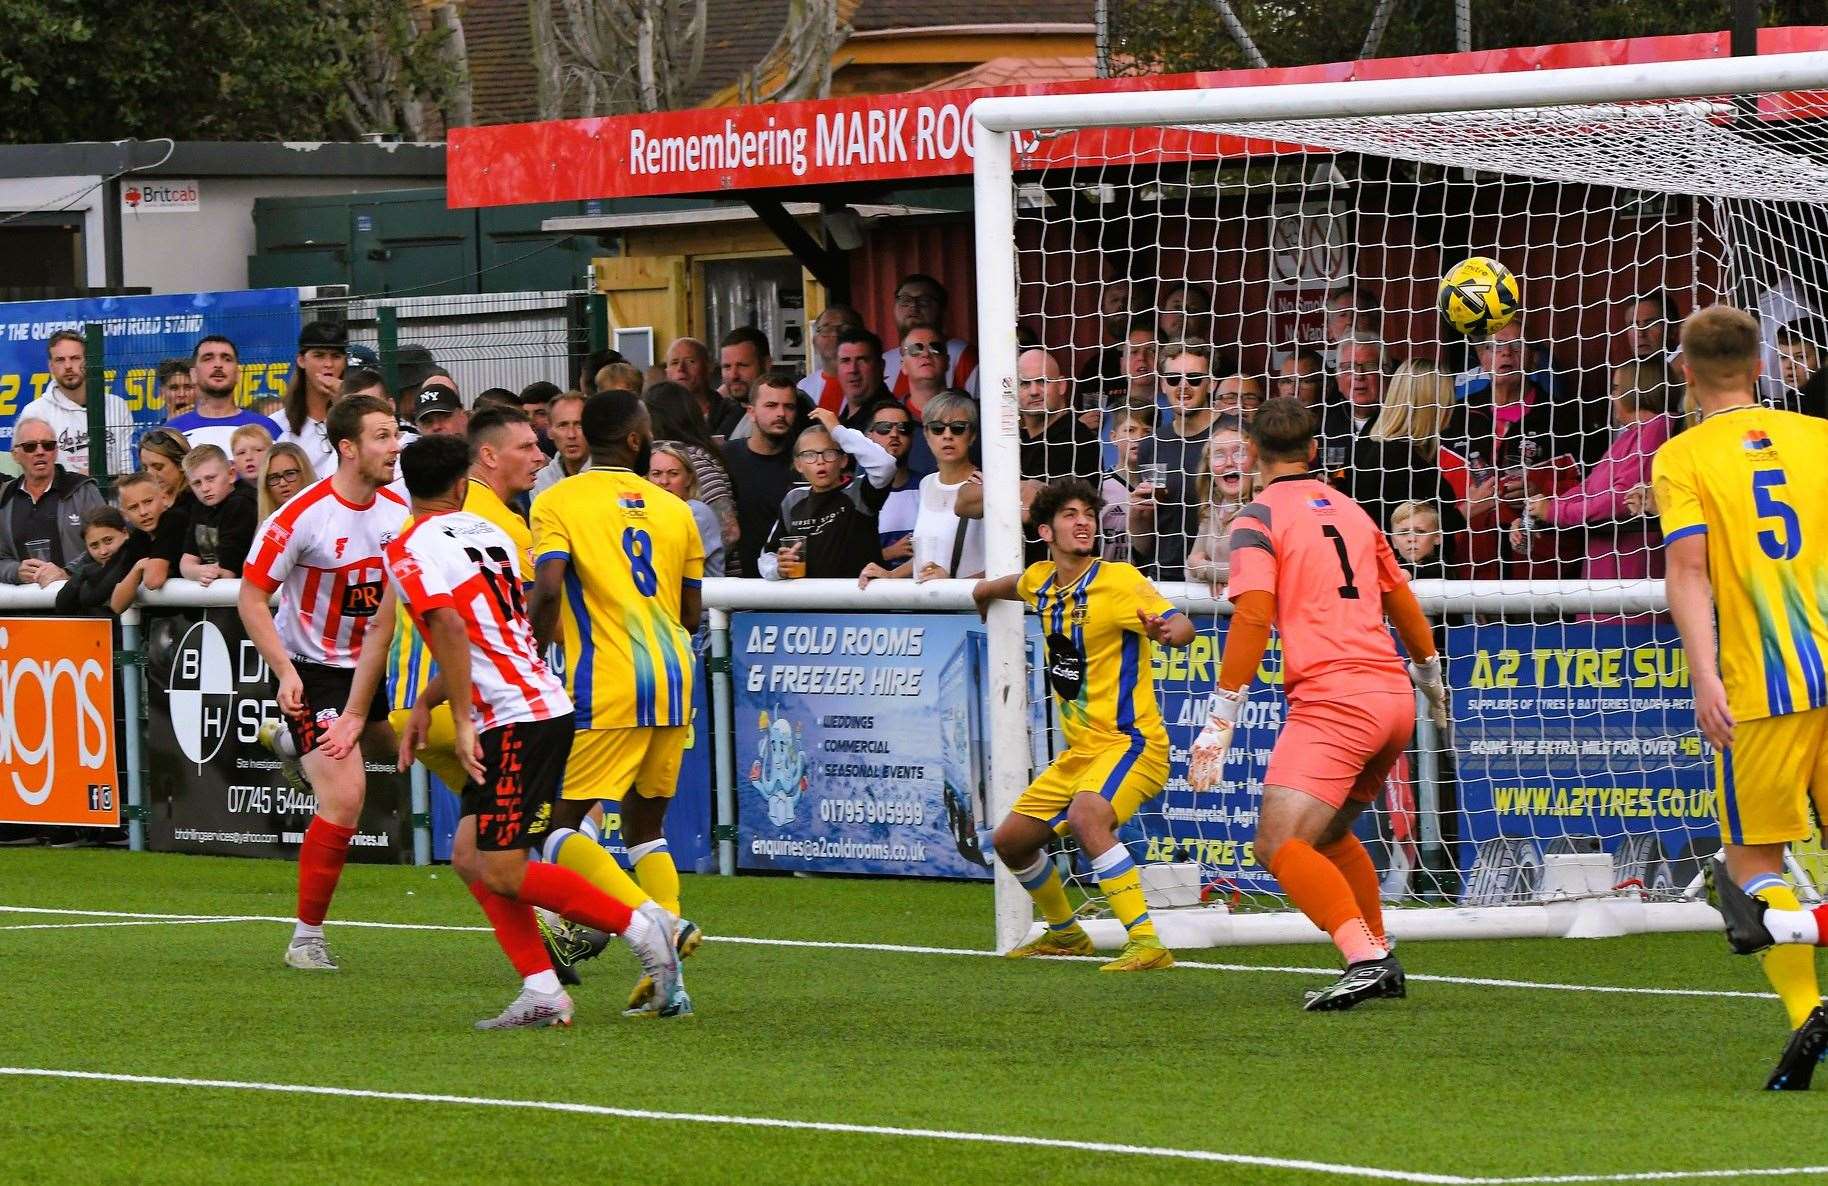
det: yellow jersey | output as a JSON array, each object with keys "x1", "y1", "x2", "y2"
[
  {"x1": 1017, "y1": 559, "x2": 1176, "y2": 750},
  {"x1": 387, "y1": 479, "x2": 535, "y2": 712},
  {"x1": 1654, "y1": 405, "x2": 1828, "y2": 723},
  {"x1": 531, "y1": 468, "x2": 703, "y2": 730}
]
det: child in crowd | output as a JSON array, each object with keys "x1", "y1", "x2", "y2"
[
  {"x1": 1388, "y1": 500, "x2": 1449, "y2": 582},
  {"x1": 178, "y1": 444, "x2": 258, "y2": 583},
  {"x1": 1184, "y1": 420, "x2": 1255, "y2": 587},
  {"x1": 231, "y1": 422, "x2": 273, "y2": 484},
  {"x1": 54, "y1": 507, "x2": 138, "y2": 616},
  {"x1": 112, "y1": 472, "x2": 173, "y2": 590},
  {"x1": 761, "y1": 407, "x2": 896, "y2": 580},
  {"x1": 1101, "y1": 404, "x2": 1152, "y2": 561}
]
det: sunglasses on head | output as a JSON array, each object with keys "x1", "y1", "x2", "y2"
[
  {"x1": 1161, "y1": 372, "x2": 1208, "y2": 386},
  {"x1": 15, "y1": 440, "x2": 53, "y2": 453},
  {"x1": 868, "y1": 421, "x2": 912, "y2": 436},
  {"x1": 926, "y1": 420, "x2": 972, "y2": 437}
]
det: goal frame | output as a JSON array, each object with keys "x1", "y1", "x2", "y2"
[{"x1": 968, "y1": 50, "x2": 1828, "y2": 954}]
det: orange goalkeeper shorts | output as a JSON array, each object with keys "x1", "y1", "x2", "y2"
[{"x1": 1264, "y1": 690, "x2": 1414, "y2": 810}]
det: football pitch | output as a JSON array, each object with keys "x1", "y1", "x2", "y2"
[{"x1": 2, "y1": 850, "x2": 1821, "y2": 1185}]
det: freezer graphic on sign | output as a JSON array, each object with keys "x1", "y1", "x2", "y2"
[{"x1": 749, "y1": 709, "x2": 808, "y2": 826}]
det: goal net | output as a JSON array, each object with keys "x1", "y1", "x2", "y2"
[{"x1": 969, "y1": 51, "x2": 1828, "y2": 950}]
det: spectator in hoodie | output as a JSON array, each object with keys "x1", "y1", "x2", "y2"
[{"x1": 760, "y1": 407, "x2": 896, "y2": 580}]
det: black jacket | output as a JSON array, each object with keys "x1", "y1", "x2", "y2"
[{"x1": 0, "y1": 465, "x2": 103, "y2": 583}]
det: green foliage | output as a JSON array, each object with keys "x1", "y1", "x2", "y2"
[
  {"x1": 0, "y1": 0, "x2": 459, "y2": 143},
  {"x1": 1108, "y1": 0, "x2": 1824, "y2": 76}
]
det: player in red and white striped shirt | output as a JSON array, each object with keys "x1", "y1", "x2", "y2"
[
  {"x1": 239, "y1": 394, "x2": 408, "y2": 972},
  {"x1": 385, "y1": 435, "x2": 686, "y2": 1028}
]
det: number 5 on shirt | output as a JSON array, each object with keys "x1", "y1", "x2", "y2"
[{"x1": 1752, "y1": 470, "x2": 1803, "y2": 562}]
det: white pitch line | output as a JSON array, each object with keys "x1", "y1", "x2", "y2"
[
  {"x1": 0, "y1": 904, "x2": 1776, "y2": 1001},
  {"x1": 0, "y1": 917, "x2": 266, "y2": 933},
  {"x1": 1, "y1": 1066, "x2": 1822, "y2": 1186}
]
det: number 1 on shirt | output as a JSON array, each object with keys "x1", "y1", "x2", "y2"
[{"x1": 1321, "y1": 524, "x2": 1360, "y2": 599}]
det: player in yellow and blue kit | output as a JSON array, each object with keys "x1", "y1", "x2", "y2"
[
  {"x1": 1659, "y1": 304, "x2": 1828, "y2": 1089},
  {"x1": 385, "y1": 407, "x2": 541, "y2": 793},
  {"x1": 973, "y1": 478, "x2": 1196, "y2": 972},
  {"x1": 529, "y1": 389, "x2": 706, "y2": 1015}
]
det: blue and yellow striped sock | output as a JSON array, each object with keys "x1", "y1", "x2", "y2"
[
  {"x1": 1746, "y1": 872, "x2": 1823, "y2": 1030},
  {"x1": 1091, "y1": 844, "x2": 1156, "y2": 942},
  {"x1": 1011, "y1": 852, "x2": 1077, "y2": 930}
]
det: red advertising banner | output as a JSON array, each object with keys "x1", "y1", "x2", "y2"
[
  {"x1": 0, "y1": 617, "x2": 119, "y2": 827},
  {"x1": 449, "y1": 28, "x2": 1827, "y2": 209}
]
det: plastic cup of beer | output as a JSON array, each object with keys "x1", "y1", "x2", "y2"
[{"x1": 779, "y1": 535, "x2": 808, "y2": 579}]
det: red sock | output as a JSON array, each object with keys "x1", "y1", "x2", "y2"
[
  {"x1": 518, "y1": 861, "x2": 635, "y2": 935},
  {"x1": 468, "y1": 882, "x2": 552, "y2": 977},
  {"x1": 1319, "y1": 833, "x2": 1387, "y2": 946},
  {"x1": 296, "y1": 816, "x2": 357, "y2": 926},
  {"x1": 1269, "y1": 839, "x2": 1385, "y2": 963}
]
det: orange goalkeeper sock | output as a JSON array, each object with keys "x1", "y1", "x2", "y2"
[
  {"x1": 1269, "y1": 839, "x2": 1386, "y2": 964},
  {"x1": 1319, "y1": 833, "x2": 1387, "y2": 946}
]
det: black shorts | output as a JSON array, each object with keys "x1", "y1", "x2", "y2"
[
  {"x1": 464, "y1": 714, "x2": 577, "y2": 851},
  {"x1": 289, "y1": 660, "x2": 393, "y2": 756}
]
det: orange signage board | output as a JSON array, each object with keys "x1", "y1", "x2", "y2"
[{"x1": 0, "y1": 617, "x2": 119, "y2": 827}]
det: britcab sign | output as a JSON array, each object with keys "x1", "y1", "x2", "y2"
[
  {"x1": 0, "y1": 617, "x2": 119, "y2": 827},
  {"x1": 122, "y1": 179, "x2": 200, "y2": 215}
]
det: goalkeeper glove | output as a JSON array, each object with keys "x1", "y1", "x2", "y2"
[
  {"x1": 1187, "y1": 687, "x2": 1246, "y2": 793},
  {"x1": 1409, "y1": 655, "x2": 1451, "y2": 738}
]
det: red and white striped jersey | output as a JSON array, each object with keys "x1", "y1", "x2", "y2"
[
  {"x1": 384, "y1": 510, "x2": 570, "y2": 732},
  {"x1": 243, "y1": 477, "x2": 409, "y2": 668}
]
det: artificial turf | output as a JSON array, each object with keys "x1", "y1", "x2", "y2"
[{"x1": 0, "y1": 849, "x2": 1819, "y2": 1186}]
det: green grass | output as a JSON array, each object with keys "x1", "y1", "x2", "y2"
[{"x1": 0, "y1": 849, "x2": 1818, "y2": 1185}]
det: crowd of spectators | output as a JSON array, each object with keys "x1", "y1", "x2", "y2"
[{"x1": 13, "y1": 268, "x2": 1822, "y2": 636}]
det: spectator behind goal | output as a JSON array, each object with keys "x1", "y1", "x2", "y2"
[
  {"x1": 1516, "y1": 359, "x2": 1676, "y2": 584},
  {"x1": 760, "y1": 407, "x2": 896, "y2": 580}
]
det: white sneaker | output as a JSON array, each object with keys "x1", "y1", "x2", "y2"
[
  {"x1": 623, "y1": 901, "x2": 692, "y2": 1019},
  {"x1": 284, "y1": 935, "x2": 339, "y2": 971},
  {"x1": 475, "y1": 985, "x2": 574, "y2": 1030}
]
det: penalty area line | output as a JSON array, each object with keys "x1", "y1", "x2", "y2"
[
  {"x1": 2, "y1": 1067, "x2": 1823, "y2": 1186},
  {"x1": 0, "y1": 904, "x2": 1777, "y2": 1001}
]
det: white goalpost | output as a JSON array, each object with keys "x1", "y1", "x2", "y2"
[{"x1": 968, "y1": 49, "x2": 1828, "y2": 954}]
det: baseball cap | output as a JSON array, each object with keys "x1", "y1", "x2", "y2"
[
  {"x1": 412, "y1": 384, "x2": 463, "y2": 425},
  {"x1": 345, "y1": 343, "x2": 380, "y2": 370},
  {"x1": 396, "y1": 344, "x2": 438, "y2": 391},
  {"x1": 298, "y1": 319, "x2": 347, "y2": 353}
]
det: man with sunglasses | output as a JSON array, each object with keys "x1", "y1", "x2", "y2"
[
  {"x1": 0, "y1": 416, "x2": 104, "y2": 587},
  {"x1": 1129, "y1": 342, "x2": 1218, "y2": 579},
  {"x1": 882, "y1": 274, "x2": 978, "y2": 397},
  {"x1": 857, "y1": 397, "x2": 921, "y2": 566}
]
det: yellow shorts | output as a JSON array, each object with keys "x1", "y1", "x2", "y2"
[
  {"x1": 1012, "y1": 734, "x2": 1169, "y2": 836},
  {"x1": 1718, "y1": 708, "x2": 1828, "y2": 846},
  {"x1": 388, "y1": 705, "x2": 468, "y2": 792},
  {"x1": 563, "y1": 726, "x2": 689, "y2": 802}
]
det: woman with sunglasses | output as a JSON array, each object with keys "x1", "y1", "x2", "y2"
[{"x1": 859, "y1": 390, "x2": 984, "y2": 586}]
